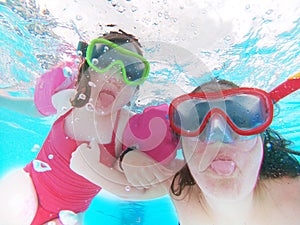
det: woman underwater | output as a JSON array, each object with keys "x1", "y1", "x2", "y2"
[{"x1": 71, "y1": 75, "x2": 300, "y2": 225}]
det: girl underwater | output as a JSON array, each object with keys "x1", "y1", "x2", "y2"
[{"x1": 0, "y1": 30, "x2": 152, "y2": 225}]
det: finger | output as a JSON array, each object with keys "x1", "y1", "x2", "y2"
[
  {"x1": 159, "y1": 164, "x2": 175, "y2": 175},
  {"x1": 78, "y1": 143, "x2": 91, "y2": 155},
  {"x1": 89, "y1": 140, "x2": 100, "y2": 152},
  {"x1": 144, "y1": 175, "x2": 160, "y2": 186},
  {"x1": 154, "y1": 171, "x2": 172, "y2": 183},
  {"x1": 78, "y1": 143, "x2": 86, "y2": 147},
  {"x1": 136, "y1": 171, "x2": 159, "y2": 188},
  {"x1": 153, "y1": 167, "x2": 175, "y2": 182},
  {"x1": 127, "y1": 177, "x2": 143, "y2": 187},
  {"x1": 129, "y1": 175, "x2": 151, "y2": 189}
]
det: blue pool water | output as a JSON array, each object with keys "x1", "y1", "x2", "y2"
[{"x1": 1, "y1": 0, "x2": 300, "y2": 224}]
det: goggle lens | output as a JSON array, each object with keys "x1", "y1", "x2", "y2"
[
  {"x1": 85, "y1": 39, "x2": 150, "y2": 85},
  {"x1": 170, "y1": 89, "x2": 273, "y2": 136}
]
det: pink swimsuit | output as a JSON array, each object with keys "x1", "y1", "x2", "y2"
[{"x1": 24, "y1": 110, "x2": 119, "y2": 225}]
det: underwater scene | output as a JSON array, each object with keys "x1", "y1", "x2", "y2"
[{"x1": 0, "y1": 0, "x2": 299, "y2": 224}]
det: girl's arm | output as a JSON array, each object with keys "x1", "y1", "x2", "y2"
[
  {"x1": 1, "y1": 64, "x2": 76, "y2": 117},
  {"x1": 0, "y1": 89, "x2": 43, "y2": 117},
  {"x1": 0, "y1": 88, "x2": 75, "y2": 118},
  {"x1": 51, "y1": 89, "x2": 75, "y2": 116},
  {"x1": 70, "y1": 140, "x2": 171, "y2": 200}
]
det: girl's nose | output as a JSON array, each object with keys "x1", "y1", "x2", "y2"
[
  {"x1": 205, "y1": 113, "x2": 234, "y2": 143},
  {"x1": 106, "y1": 66, "x2": 124, "y2": 83}
]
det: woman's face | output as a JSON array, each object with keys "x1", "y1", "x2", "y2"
[
  {"x1": 181, "y1": 83, "x2": 264, "y2": 201},
  {"x1": 182, "y1": 130, "x2": 264, "y2": 201}
]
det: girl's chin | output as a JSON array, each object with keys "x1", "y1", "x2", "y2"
[
  {"x1": 95, "y1": 103, "x2": 122, "y2": 115},
  {"x1": 94, "y1": 107, "x2": 113, "y2": 115}
]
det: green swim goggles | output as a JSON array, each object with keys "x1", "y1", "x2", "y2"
[{"x1": 77, "y1": 38, "x2": 150, "y2": 85}]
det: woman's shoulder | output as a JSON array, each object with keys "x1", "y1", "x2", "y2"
[
  {"x1": 265, "y1": 176, "x2": 300, "y2": 190},
  {"x1": 259, "y1": 176, "x2": 300, "y2": 207},
  {"x1": 257, "y1": 177, "x2": 300, "y2": 222}
]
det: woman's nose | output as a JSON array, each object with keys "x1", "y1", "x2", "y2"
[{"x1": 205, "y1": 113, "x2": 234, "y2": 143}]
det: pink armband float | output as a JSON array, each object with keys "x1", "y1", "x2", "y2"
[
  {"x1": 123, "y1": 104, "x2": 180, "y2": 165},
  {"x1": 34, "y1": 61, "x2": 77, "y2": 116}
]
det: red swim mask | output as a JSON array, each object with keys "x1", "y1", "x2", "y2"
[{"x1": 169, "y1": 72, "x2": 300, "y2": 137}]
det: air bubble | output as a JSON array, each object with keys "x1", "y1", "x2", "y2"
[
  {"x1": 164, "y1": 12, "x2": 169, "y2": 19},
  {"x1": 47, "y1": 222, "x2": 56, "y2": 225},
  {"x1": 266, "y1": 9, "x2": 273, "y2": 15},
  {"x1": 111, "y1": 0, "x2": 117, "y2": 7},
  {"x1": 31, "y1": 144, "x2": 40, "y2": 152},
  {"x1": 75, "y1": 58, "x2": 81, "y2": 65},
  {"x1": 125, "y1": 185, "x2": 131, "y2": 192},
  {"x1": 33, "y1": 160, "x2": 51, "y2": 172},
  {"x1": 63, "y1": 67, "x2": 73, "y2": 78},
  {"x1": 59, "y1": 210, "x2": 79, "y2": 225},
  {"x1": 88, "y1": 81, "x2": 96, "y2": 87},
  {"x1": 92, "y1": 58, "x2": 99, "y2": 65},
  {"x1": 77, "y1": 50, "x2": 83, "y2": 57},
  {"x1": 103, "y1": 46, "x2": 109, "y2": 52},
  {"x1": 224, "y1": 35, "x2": 232, "y2": 42},
  {"x1": 76, "y1": 15, "x2": 83, "y2": 21},
  {"x1": 78, "y1": 94, "x2": 86, "y2": 100},
  {"x1": 131, "y1": 6, "x2": 137, "y2": 12},
  {"x1": 118, "y1": 6, "x2": 126, "y2": 13},
  {"x1": 85, "y1": 103, "x2": 95, "y2": 112}
]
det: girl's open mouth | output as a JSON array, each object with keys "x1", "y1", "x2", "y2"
[{"x1": 97, "y1": 90, "x2": 116, "y2": 108}]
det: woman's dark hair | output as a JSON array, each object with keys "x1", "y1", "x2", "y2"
[
  {"x1": 170, "y1": 79, "x2": 300, "y2": 196},
  {"x1": 71, "y1": 29, "x2": 143, "y2": 107}
]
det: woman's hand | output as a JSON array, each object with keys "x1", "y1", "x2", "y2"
[
  {"x1": 70, "y1": 140, "x2": 100, "y2": 177},
  {"x1": 71, "y1": 142, "x2": 171, "y2": 199},
  {"x1": 121, "y1": 150, "x2": 175, "y2": 189}
]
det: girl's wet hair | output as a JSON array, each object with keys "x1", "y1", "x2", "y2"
[
  {"x1": 170, "y1": 79, "x2": 300, "y2": 196},
  {"x1": 71, "y1": 30, "x2": 142, "y2": 107}
]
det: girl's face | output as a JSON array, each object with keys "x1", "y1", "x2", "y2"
[
  {"x1": 181, "y1": 116, "x2": 264, "y2": 201},
  {"x1": 86, "y1": 67, "x2": 137, "y2": 115},
  {"x1": 81, "y1": 40, "x2": 143, "y2": 115}
]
